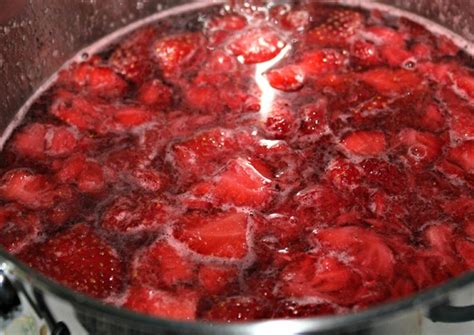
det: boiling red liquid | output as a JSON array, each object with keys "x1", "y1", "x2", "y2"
[{"x1": 0, "y1": 2, "x2": 473, "y2": 322}]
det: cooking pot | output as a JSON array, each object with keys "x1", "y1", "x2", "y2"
[{"x1": 0, "y1": 1, "x2": 473, "y2": 334}]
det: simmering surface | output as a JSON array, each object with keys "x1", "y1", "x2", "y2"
[{"x1": 0, "y1": 2, "x2": 473, "y2": 322}]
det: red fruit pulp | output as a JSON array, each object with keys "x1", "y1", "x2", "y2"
[{"x1": 0, "y1": 1, "x2": 473, "y2": 323}]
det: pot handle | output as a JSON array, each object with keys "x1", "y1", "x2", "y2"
[
  {"x1": 428, "y1": 301, "x2": 474, "y2": 323},
  {"x1": 0, "y1": 263, "x2": 71, "y2": 334}
]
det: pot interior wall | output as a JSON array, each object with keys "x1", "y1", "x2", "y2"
[{"x1": 1, "y1": 0, "x2": 474, "y2": 135}]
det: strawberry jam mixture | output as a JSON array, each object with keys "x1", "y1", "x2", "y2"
[{"x1": 1, "y1": 2, "x2": 474, "y2": 322}]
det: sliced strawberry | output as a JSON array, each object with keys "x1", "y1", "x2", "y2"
[
  {"x1": 203, "y1": 296, "x2": 269, "y2": 321},
  {"x1": 136, "y1": 79, "x2": 173, "y2": 109},
  {"x1": 50, "y1": 90, "x2": 113, "y2": 134},
  {"x1": 363, "y1": 26, "x2": 410, "y2": 67},
  {"x1": 456, "y1": 239, "x2": 474, "y2": 268},
  {"x1": 359, "y1": 68, "x2": 423, "y2": 96},
  {"x1": 101, "y1": 193, "x2": 170, "y2": 233},
  {"x1": 57, "y1": 61, "x2": 128, "y2": 98},
  {"x1": 109, "y1": 26, "x2": 158, "y2": 83},
  {"x1": 198, "y1": 264, "x2": 238, "y2": 294},
  {"x1": 0, "y1": 169, "x2": 58, "y2": 209},
  {"x1": 127, "y1": 168, "x2": 165, "y2": 192},
  {"x1": 11, "y1": 123, "x2": 47, "y2": 159},
  {"x1": 419, "y1": 103, "x2": 445, "y2": 132},
  {"x1": 300, "y1": 49, "x2": 347, "y2": 76},
  {"x1": 174, "y1": 210, "x2": 248, "y2": 259},
  {"x1": 211, "y1": 158, "x2": 274, "y2": 208},
  {"x1": 361, "y1": 159, "x2": 407, "y2": 194},
  {"x1": 56, "y1": 155, "x2": 105, "y2": 194},
  {"x1": 294, "y1": 184, "x2": 345, "y2": 224},
  {"x1": 113, "y1": 106, "x2": 154, "y2": 127},
  {"x1": 448, "y1": 141, "x2": 474, "y2": 173},
  {"x1": 397, "y1": 128, "x2": 443, "y2": 168},
  {"x1": 312, "y1": 226, "x2": 395, "y2": 280},
  {"x1": 19, "y1": 224, "x2": 124, "y2": 299},
  {"x1": 280, "y1": 254, "x2": 364, "y2": 305},
  {"x1": 0, "y1": 204, "x2": 41, "y2": 254},
  {"x1": 266, "y1": 65, "x2": 305, "y2": 92},
  {"x1": 171, "y1": 128, "x2": 240, "y2": 180},
  {"x1": 153, "y1": 32, "x2": 204, "y2": 75},
  {"x1": 132, "y1": 240, "x2": 194, "y2": 289},
  {"x1": 264, "y1": 102, "x2": 296, "y2": 139},
  {"x1": 12, "y1": 123, "x2": 78, "y2": 159},
  {"x1": 350, "y1": 40, "x2": 381, "y2": 67},
  {"x1": 299, "y1": 100, "x2": 328, "y2": 137},
  {"x1": 123, "y1": 286, "x2": 198, "y2": 320},
  {"x1": 46, "y1": 126, "x2": 78, "y2": 157},
  {"x1": 342, "y1": 131, "x2": 386, "y2": 156},
  {"x1": 325, "y1": 157, "x2": 362, "y2": 190},
  {"x1": 307, "y1": 9, "x2": 363, "y2": 47},
  {"x1": 228, "y1": 27, "x2": 286, "y2": 64},
  {"x1": 454, "y1": 73, "x2": 474, "y2": 100}
]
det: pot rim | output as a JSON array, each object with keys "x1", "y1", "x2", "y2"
[{"x1": 2, "y1": 249, "x2": 473, "y2": 334}]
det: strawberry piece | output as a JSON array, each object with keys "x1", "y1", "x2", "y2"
[
  {"x1": 57, "y1": 61, "x2": 127, "y2": 98},
  {"x1": 0, "y1": 169, "x2": 58, "y2": 209},
  {"x1": 420, "y1": 104, "x2": 445, "y2": 132},
  {"x1": 266, "y1": 65, "x2": 305, "y2": 92},
  {"x1": 456, "y1": 239, "x2": 474, "y2": 268},
  {"x1": 212, "y1": 158, "x2": 274, "y2": 208},
  {"x1": 123, "y1": 286, "x2": 198, "y2": 320},
  {"x1": 171, "y1": 128, "x2": 240, "y2": 179},
  {"x1": 11, "y1": 123, "x2": 47, "y2": 159},
  {"x1": 174, "y1": 210, "x2": 248, "y2": 259},
  {"x1": 299, "y1": 100, "x2": 328, "y2": 137},
  {"x1": 153, "y1": 32, "x2": 204, "y2": 75},
  {"x1": 113, "y1": 106, "x2": 153, "y2": 127},
  {"x1": 361, "y1": 159, "x2": 407, "y2": 194},
  {"x1": 448, "y1": 141, "x2": 474, "y2": 173},
  {"x1": 198, "y1": 264, "x2": 237, "y2": 294},
  {"x1": 228, "y1": 28, "x2": 286, "y2": 64},
  {"x1": 307, "y1": 9, "x2": 363, "y2": 47},
  {"x1": 364, "y1": 26, "x2": 411, "y2": 67},
  {"x1": 132, "y1": 240, "x2": 194, "y2": 289},
  {"x1": 264, "y1": 102, "x2": 296, "y2": 139},
  {"x1": 109, "y1": 26, "x2": 158, "y2": 83},
  {"x1": 280, "y1": 9, "x2": 311, "y2": 31},
  {"x1": 56, "y1": 155, "x2": 105, "y2": 194},
  {"x1": 12, "y1": 123, "x2": 78, "y2": 159},
  {"x1": 0, "y1": 204, "x2": 41, "y2": 254},
  {"x1": 350, "y1": 40, "x2": 381, "y2": 67},
  {"x1": 50, "y1": 90, "x2": 113, "y2": 134},
  {"x1": 300, "y1": 49, "x2": 347, "y2": 75},
  {"x1": 19, "y1": 224, "x2": 124, "y2": 299},
  {"x1": 46, "y1": 126, "x2": 78, "y2": 157},
  {"x1": 127, "y1": 168, "x2": 165, "y2": 192},
  {"x1": 136, "y1": 79, "x2": 173, "y2": 109},
  {"x1": 342, "y1": 131, "x2": 386, "y2": 156},
  {"x1": 454, "y1": 73, "x2": 474, "y2": 100},
  {"x1": 397, "y1": 129, "x2": 443, "y2": 168},
  {"x1": 101, "y1": 194, "x2": 170, "y2": 233},
  {"x1": 423, "y1": 223, "x2": 456, "y2": 254},
  {"x1": 280, "y1": 254, "x2": 364, "y2": 305},
  {"x1": 360, "y1": 68, "x2": 423, "y2": 96},
  {"x1": 313, "y1": 226, "x2": 395, "y2": 280},
  {"x1": 203, "y1": 296, "x2": 269, "y2": 321},
  {"x1": 325, "y1": 158, "x2": 361, "y2": 190}
]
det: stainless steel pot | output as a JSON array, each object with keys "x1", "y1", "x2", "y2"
[{"x1": 0, "y1": 1, "x2": 473, "y2": 334}]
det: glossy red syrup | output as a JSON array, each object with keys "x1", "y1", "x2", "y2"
[{"x1": 0, "y1": 2, "x2": 473, "y2": 322}]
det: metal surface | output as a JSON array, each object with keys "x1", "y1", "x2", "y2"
[{"x1": 0, "y1": 1, "x2": 473, "y2": 334}]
